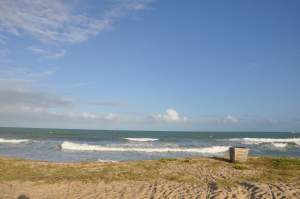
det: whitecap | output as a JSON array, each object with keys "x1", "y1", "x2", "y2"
[{"x1": 124, "y1": 137, "x2": 158, "y2": 142}]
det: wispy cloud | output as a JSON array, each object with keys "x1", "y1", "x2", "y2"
[
  {"x1": 27, "y1": 46, "x2": 66, "y2": 59},
  {"x1": 0, "y1": 78, "x2": 296, "y2": 130},
  {"x1": 0, "y1": 0, "x2": 98, "y2": 44},
  {"x1": 222, "y1": 115, "x2": 239, "y2": 124},
  {"x1": 0, "y1": 103, "x2": 121, "y2": 124},
  {"x1": 152, "y1": 108, "x2": 188, "y2": 123},
  {"x1": 0, "y1": 0, "x2": 154, "y2": 69},
  {"x1": 194, "y1": 115, "x2": 240, "y2": 125},
  {"x1": 0, "y1": 66, "x2": 57, "y2": 81},
  {"x1": 0, "y1": 88, "x2": 72, "y2": 109},
  {"x1": 0, "y1": 79, "x2": 121, "y2": 126},
  {"x1": 0, "y1": 79, "x2": 71, "y2": 121},
  {"x1": 104, "y1": 113, "x2": 120, "y2": 121},
  {"x1": 89, "y1": 101, "x2": 126, "y2": 107},
  {"x1": 0, "y1": 0, "x2": 154, "y2": 44}
]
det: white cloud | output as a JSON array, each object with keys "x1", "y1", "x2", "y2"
[
  {"x1": 223, "y1": 115, "x2": 239, "y2": 124},
  {"x1": 63, "y1": 112, "x2": 120, "y2": 122},
  {"x1": 0, "y1": 0, "x2": 154, "y2": 44},
  {"x1": 152, "y1": 108, "x2": 188, "y2": 123},
  {"x1": 105, "y1": 113, "x2": 120, "y2": 121},
  {"x1": 44, "y1": 69, "x2": 57, "y2": 76},
  {"x1": 61, "y1": 111, "x2": 111, "y2": 121}
]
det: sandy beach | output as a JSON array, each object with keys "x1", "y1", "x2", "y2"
[{"x1": 0, "y1": 156, "x2": 299, "y2": 199}]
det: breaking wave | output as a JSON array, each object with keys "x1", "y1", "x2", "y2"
[
  {"x1": 271, "y1": 143, "x2": 288, "y2": 148},
  {"x1": 97, "y1": 159, "x2": 119, "y2": 163},
  {"x1": 0, "y1": 138, "x2": 30, "y2": 144},
  {"x1": 229, "y1": 138, "x2": 300, "y2": 145},
  {"x1": 61, "y1": 141, "x2": 229, "y2": 154},
  {"x1": 124, "y1": 137, "x2": 158, "y2": 142}
]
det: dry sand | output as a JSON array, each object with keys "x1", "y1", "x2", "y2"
[{"x1": 0, "y1": 156, "x2": 299, "y2": 199}]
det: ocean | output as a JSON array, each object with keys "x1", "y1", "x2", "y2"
[{"x1": 0, "y1": 127, "x2": 299, "y2": 162}]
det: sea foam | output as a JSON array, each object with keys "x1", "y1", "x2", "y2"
[
  {"x1": 0, "y1": 138, "x2": 29, "y2": 144},
  {"x1": 61, "y1": 141, "x2": 229, "y2": 154},
  {"x1": 124, "y1": 137, "x2": 158, "y2": 142}
]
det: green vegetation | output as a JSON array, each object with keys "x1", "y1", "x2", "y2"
[
  {"x1": 245, "y1": 157, "x2": 300, "y2": 183},
  {"x1": 233, "y1": 164, "x2": 248, "y2": 170},
  {"x1": 158, "y1": 158, "x2": 177, "y2": 163},
  {"x1": 271, "y1": 157, "x2": 300, "y2": 168},
  {"x1": 0, "y1": 157, "x2": 299, "y2": 185}
]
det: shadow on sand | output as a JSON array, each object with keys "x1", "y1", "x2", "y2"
[
  {"x1": 18, "y1": 195, "x2": 30, "y2": 199},
  {"x1": 211, "y1": 156, "x2": 232, "y2": 163}
]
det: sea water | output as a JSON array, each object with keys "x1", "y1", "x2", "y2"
[{"x1": 0, "y1": 127, "x2": 299, "y2": 162}]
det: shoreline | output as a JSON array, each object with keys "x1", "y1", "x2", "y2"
[{"x1": 0, "y1": 155, "x2": 300, "y2": 198}]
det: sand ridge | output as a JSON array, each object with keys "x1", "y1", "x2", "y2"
[{"x1": 1, "y1": 181, "x2": 299, "y2": 199}]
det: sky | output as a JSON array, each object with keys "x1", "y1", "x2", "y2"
[{"x1": 0, "y1": 0, "x2": 299, "y2": 131}]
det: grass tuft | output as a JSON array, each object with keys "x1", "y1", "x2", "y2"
[{"x1": 233, "y1": 164, "x2": 248, "y2": 170}]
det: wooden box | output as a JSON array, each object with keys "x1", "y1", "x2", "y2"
[{"x1": 229, "y1": 147, "x2": 249, "y2": 163}]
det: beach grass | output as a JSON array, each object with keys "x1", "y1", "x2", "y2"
[{"x1": 0, "y1": 156, "x2": 299, "y2": 186}]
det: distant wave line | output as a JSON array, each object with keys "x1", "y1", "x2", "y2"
[
  {"x1": 97, "y1": 159, "x2": 119, "y2": 163},
  {"x1": 228, "y1": 138, "x2": 300, "y2": 145},
  {"x1": 124, "y1": 138, "x2": 158, "y2": 142},
  {"x1": 0, "y1": 138, "x2": 30, "y2": 144}
]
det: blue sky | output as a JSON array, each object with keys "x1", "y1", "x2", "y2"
[{"x1": 0, "y1": 0, "x2": 299, "y2": 131}]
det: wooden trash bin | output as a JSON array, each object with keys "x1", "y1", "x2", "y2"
[{"x1": 229, "y1": 147, "x2": 249, "y2": 163}]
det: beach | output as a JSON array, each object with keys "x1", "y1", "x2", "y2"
[
  {"x1": 1, "y1": 128, "x2": 300, "y2": 198},
  {"x1": 0, "y1": 156, "x2": 300, "y2": 199}
]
